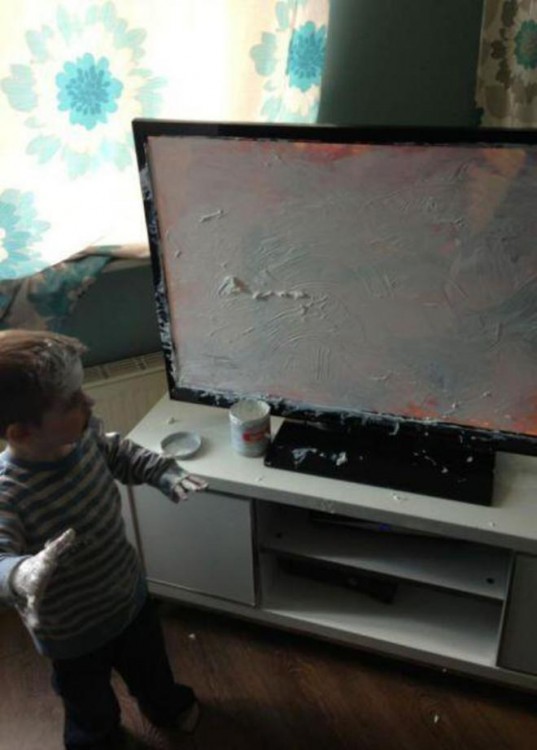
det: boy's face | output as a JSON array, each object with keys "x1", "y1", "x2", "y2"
[
  {"x1": 36, "y1": 388, "x2": 94, "y2": 449},
  {"x1": 16, "y1": 358, "x2": 94, "y2": 455}
]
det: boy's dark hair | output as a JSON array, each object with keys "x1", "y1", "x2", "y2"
[{"x1": 0, "y1": 329, "x2": 87, "y2": 437}]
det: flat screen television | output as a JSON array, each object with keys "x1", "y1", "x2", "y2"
[{"x1": 132, "y1": 119, "x2": 537, "y2": 506}]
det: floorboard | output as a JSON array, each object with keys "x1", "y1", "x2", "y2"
[{"x1": 1, "y1": 600, "x2": 536, "y2": 749}]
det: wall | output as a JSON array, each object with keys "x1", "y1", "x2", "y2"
[
  {"x1": 318, "y1": 0, "x2": 484, "y2": 127},
  {"x1": 58, "y1": 259, "x2": 161, "y2": 367}
]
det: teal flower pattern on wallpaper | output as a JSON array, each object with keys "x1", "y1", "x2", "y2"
[
  {"x1": 0, "y1": 255, "x2": 111, "y2": 329},
  {"x1": 475, "y1": 0, "x2": 537, "y2": 126},
  {"x1": 287, "y1": 20, "x2": 326, "y2": 92},
  {"x1": 56, "y1": 53, "x2": 123, "y2": 129},
  {"x1": 27, "y1": 256, "x2": 110, "y2": 328},
  {"x1": 1, "y1": 2, "x2": 166, "y2": 178},
  {"x1": 0, "y1": 190, "x2": 50, "y2": 279},
  {"x1": 514, "y1": 20, "x2": 537, "y2": 70},
  {"x1": 250, "y1": 0, "x2": 327, "y2": 122}
]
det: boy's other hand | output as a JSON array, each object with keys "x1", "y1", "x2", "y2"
[
  {"x1": 10, "y1": 528, "x2": 76, "y2": 624},
  {"x1": 171, "y1": 473, "x2": 208, "y2": 502}
]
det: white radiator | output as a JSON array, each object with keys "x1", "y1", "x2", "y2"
[{"x1": 84, "y1": 352, "x2": 167, "y2": 435}]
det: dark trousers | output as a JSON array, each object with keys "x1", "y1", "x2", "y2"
[{"x1": 51, "y1": 597, "x2": 195, "y2": 749}]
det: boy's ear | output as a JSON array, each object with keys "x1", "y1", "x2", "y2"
[{"x1": 6, "y1": 422, "x2": 33, "y2": 442}]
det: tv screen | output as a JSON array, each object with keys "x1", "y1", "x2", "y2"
[{"x1": 133, "y1": 120, "x2": 537, "y2": 505}]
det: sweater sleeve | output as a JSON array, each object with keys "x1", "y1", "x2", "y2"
[
  {"x1": 91, "y1": 418, "x2": 187, "y2": 500},
  {"x1": 0, "y1": 495, "x2": 30, "y2": 603}
]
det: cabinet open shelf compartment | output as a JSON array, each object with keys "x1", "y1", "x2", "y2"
[
  {"x1": 257, "y1": 502, "x2": 513, "y2": 601},
  {"x1": 259, "y1": 552, "x2": 504, "y2": 667},
  {"x1": 256, "y1": 501, "x2": 511, "y2": 668}
]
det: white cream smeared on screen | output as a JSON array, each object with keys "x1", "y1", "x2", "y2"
[{"x1": 147, "y1": 136, "x2": 537, "y2": 438}]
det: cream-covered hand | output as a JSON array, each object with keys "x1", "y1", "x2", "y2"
[
  {"x1": 158, "y1": 465, "x2": 208, "y2": 502},
  {"x1": 10, "y1": 528, "x2": 76, "y2": 625},
  {"x1": 171, "y1": 473, "x2": 208, "y2": 502}
]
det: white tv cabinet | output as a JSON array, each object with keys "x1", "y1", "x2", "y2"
[{"x1": 120, "y1": 396, "x2": 537, "y2": 693}]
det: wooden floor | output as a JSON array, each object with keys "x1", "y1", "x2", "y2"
[{"x1": 1, "y1": 600, "x2": 537, "y2": 750}]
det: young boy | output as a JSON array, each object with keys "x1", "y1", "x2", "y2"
[{"x1": 0, "y1": 330, "x2": 208, "y2": 749}]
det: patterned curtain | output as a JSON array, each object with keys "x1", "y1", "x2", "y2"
[
  {"x1": 475, "y1": 0, "x2": 537, "y2": 127},
  {"x1": 0, "y1": 0, "x2": 329, "y2": 329}
]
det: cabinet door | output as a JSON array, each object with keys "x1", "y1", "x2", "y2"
[
  {"x1": 498, "y1": 554, "x2": 537, "y2": 675},
  {"x1": 131, "y1": 485, "x2": 255, "y2": 605}
]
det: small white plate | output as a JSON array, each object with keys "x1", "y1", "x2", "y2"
[{"x1": 161, "y1": 431, "x2": 202, "y2": 459}]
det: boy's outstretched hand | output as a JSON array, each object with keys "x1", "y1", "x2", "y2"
[
  {"x1": 171, "y1": 473, "x2": 208, "y2": 502},
  {"x1": 9, "y1": 528, "x2": 76, "y2": 626}
]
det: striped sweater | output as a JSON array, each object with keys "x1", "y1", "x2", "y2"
[{"x1": 0, "y1": 419, "x2": 183, "y2": 659}]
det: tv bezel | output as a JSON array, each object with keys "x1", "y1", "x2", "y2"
[{"x1": 132, "y1": 118, "x2": 537, "y2": 457}]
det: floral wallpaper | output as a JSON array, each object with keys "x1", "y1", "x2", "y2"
[
  {"x1": 476, "y1": 0, "x2": 537, "y2": 126},
  {"x1": 0, "y1": 190, "x2": 51, "y2": 280},
  {"x1": 0, "y1": 0, "x2": 329, "y2": 330},
  {"x1": 251, "y1": 5, "x2": 328, "y2": 122}
]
